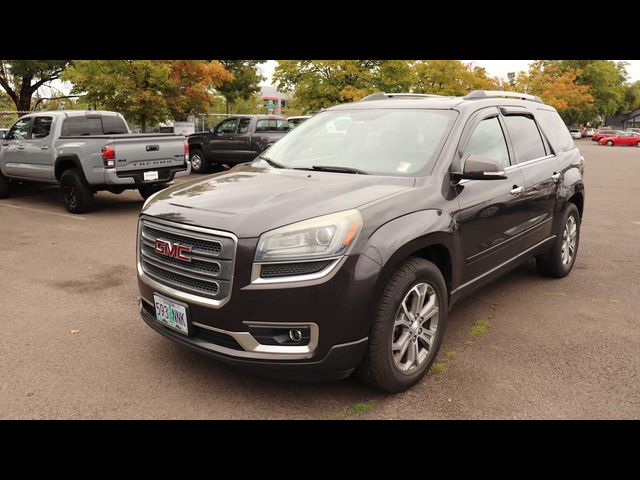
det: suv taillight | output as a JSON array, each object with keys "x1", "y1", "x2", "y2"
[
  {"x1": 184, "y1": 137, "x2": 189, "y2": 161},
  {"x1": 101, "y1": 144, "x2": 115, "y2": 167}
]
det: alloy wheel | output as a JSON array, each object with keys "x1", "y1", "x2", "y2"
[
  {"x1": 561, "y1": 215, "x2": 577, "y2": 266},
  {"x1": 391, "y1": 282, "x2": 440, "y2": 373},
  {"x1": 191, "y1": 153, "x2": 202, "y2": 170}
]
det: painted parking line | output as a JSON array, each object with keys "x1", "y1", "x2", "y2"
[{"x1": 0, "y1": 203, "x2": 87, "y2": 221}]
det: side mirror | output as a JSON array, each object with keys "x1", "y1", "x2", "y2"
[{"x1": 461, "y1": 155, "x2": 507, "y2": 180}]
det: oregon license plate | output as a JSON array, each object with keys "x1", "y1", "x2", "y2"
[
  {"x1": 153, "y1": 294, "x2": 189, "y2": 335},
  {"x1": 144, "y1": 170, "x2": 159, "y2": 181}
]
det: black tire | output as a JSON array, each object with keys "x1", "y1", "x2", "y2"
[
  {"x1": 536, "y1": 203, "x2": 581, "y2": 278},
  {"x1": 189, "y1": 149, "x2": 209, "y2": 174},
  {"x1": 0, "y1": 171, "x2": 9, "y2": 199},
  {"x1": 356, "y1": 257, "x2": 448, "y2": 393},
  {"x1": 636, "y1": 141, "x2": 640, "y2": 148},
  {"x1": 59, "y1": 168, "x2": 94, "y2": 214},
  {"x1": 138, "y1": 184, "x2": 167, "y2": 200}
]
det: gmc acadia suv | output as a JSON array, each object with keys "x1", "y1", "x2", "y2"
[{"x1": 136, "y1": 90, "x2": 585, "y2": 392}]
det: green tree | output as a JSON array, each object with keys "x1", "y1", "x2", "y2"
[
  {"x1": 0, "y1": 60, "x2": 70, "y2": 112},
  {"x1": 374, "y1": 60, "x2": 416, "y2": 93},
  {"x1": 274, "y1": 60, "x2": 381, "y2": 113},
  {"x1": 217, "y1": 61, "x2": 265, "y2": 113},
  {"x1": 62, "y1": 60, "x2": 231, "y2": 131},
  {"x1": 559, "y1": 60, "x2": 627, "y2": 117},
  {"x1": 412, "y1": 60, "x2": 498, "y2": 95},
  {"x1": 623, "y1": 81, "x2": 640, "y2": 111}
]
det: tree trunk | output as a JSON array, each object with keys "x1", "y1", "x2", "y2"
[
  {"x1": 140, "y1": 115, "x2": 146, "y2": 133},
  {"x1": 226, "y1": 98, "x2": 230, "y2": 114}
]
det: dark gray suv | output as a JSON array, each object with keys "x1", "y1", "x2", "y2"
[{"x1": 136, "y1": 90, "x2": 585, "y2": 392}]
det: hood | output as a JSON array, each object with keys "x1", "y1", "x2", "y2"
[{"x1": 143, "y1": 164, "x2": 414, "y2": 238}]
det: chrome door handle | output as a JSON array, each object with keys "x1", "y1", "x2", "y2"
[
  {"x1": 551, "y1": 172, "x2": 561, "y2": 183},
  {"x1": 41, "y1": 146, "x2": 49, "y2": 150},
  {"x1": 17, "y1": 145, "x2": 25, "y2": 149},
  {"x1": 510, "y1": 186, "x2": 525, "y2": 196}
]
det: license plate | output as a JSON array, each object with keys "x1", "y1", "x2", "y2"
[
  {"x1": 153, "y1": 294, "x2": 189, "y2": 335},
  {"x1": 144, "y1": 170, "x2": 159, "y2": 182}
]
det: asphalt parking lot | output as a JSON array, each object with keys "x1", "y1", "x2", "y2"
[{"x1": 1, "y1": 139, "x2": 639, "y2": 419}]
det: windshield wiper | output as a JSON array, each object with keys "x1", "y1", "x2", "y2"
[
  {"x1": 310, "y1": 165, "x2": 369, "y2": 175},
  {"x1": 257, "y1": 155, "x2": 285, "y2": 169}
]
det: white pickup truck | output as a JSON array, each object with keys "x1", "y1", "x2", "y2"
[{"x1": 0, "y1": 110, "x2": 191, "y2": 213}]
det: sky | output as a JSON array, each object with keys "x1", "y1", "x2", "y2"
[{"x1": 258, "y1": 60, "x2": 640, "y2": 86}]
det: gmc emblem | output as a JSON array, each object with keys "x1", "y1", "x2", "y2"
[{"x1": 154, "y1": 239, "x2": 192, "y2": 262}]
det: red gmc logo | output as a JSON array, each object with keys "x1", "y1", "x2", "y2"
[{"x1": 154, "y1": 239, "x2": 192, "y2": 262}]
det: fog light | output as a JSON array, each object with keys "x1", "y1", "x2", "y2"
[{"x1": 289, "y1": 329, "x2": 303, "y2": 342}]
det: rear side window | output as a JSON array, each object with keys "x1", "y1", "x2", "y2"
[
  {"x1": 256, "y1": 119, "x2": 289, "y2": 132},
  {"x1": 102, "y1": 115, "x2": 128, "y2": 134},
  {"x1": 503, "y1": 115, "x2": 547, "y2": 163},
  {"x1": 61, "y1": 116, "x2": 102, "y2": 136},
  {"x1": 536, "y1": 109, "x2": 575, "y2": 153},
  {"x1": 32, "y1": 117, "x2": 53, "y2": 139}
]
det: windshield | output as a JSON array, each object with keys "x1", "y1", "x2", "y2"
[{"x1": 255, "y1": 109, "x2": 458, "y2": 176}]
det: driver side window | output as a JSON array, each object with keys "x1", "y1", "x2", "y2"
[
  {"x1": 216, "y1": 118, "x2": 238, "y2": 134},
  {"x1": 6, "y1": 118, "x2": 32, "y2": 140},
  {"x1": 461, "y1": 116, "x2": 510, "y2": 170}
]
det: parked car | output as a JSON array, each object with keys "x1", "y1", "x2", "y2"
[
  {"x1": 625, "y1": 127, "x2": 640, "y2": 134},
  {"x1": 137, "y1": 90, "x2": 585, "y2": 392},
  {"x1": 592, "y1": 129, "x2": 624, "y2": 142},
  {"x1": 287, "y1": 115, "x2": 312, "y2": 130},
  {"x1": 599, "y1": 132, "x2": 640, "y2": 147},
  {"x1": 585, "y1": 127, "x2": 596, "y2": 137},
  {"x1": 0, "y1": 110, "x2": 191, "y2": 213},
  {"x1": 0, "y1": 128, "x2": 8, "y2": 139},
  {"x1": 570, "y1": 128, "x2": 582, "y2": 139},
  {"x1": 187, "y1": 115, "x2": 290, "y2": 173}
]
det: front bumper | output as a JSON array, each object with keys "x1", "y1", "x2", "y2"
[{"x1": 139, "y1": 299, "x2": 368, "y2": 380}]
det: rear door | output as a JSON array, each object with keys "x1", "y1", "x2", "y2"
[
  {"x1": 1, "y1": 116, "x2": 33, "y2": 178},
  {"x1": 454, "y1": 107, "x2": 531, "y2": 282},
  {"x1": 234, "y1": 117, "x2": 254, "y2": 163},
  {"x1": 501, "y1": 109, "x2": 560, "y2": 249},
  {"x1": 22, "y1": 115, "x2": 55, "y2": 180}
]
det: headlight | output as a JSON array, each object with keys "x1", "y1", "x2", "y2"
[{"x1": 255, "y1": 209, "x2": 363, "y2": 262}]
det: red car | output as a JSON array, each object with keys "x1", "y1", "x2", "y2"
[
  {"x1": 592, "y1": 129, "x2": 624, "y2": 142},
  {"x1": 599, "y1": 132, "x2": 640, "y2": 147}
]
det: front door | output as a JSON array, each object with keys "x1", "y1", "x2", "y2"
[
  {"x1": 453, "y1": 108, "x2": 532, "y2": 283},
  {"x1": 207, "y1": 117, "x2": 238, "y2": 164},
  {"x1": 2, "y1": 117, "x2": 33, "y2": 178}
]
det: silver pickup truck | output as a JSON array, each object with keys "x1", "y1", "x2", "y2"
[{"x1": 0, "y1": 110, "x2": 191, "y2": 213}]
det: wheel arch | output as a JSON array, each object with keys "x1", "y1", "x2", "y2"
[{"x1": 54, "y1": 154, "x2": 82, "y2": 180}]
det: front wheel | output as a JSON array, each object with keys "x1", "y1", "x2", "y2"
[
  {"x1": 356, "y1": 257, "x2": 448, "y2": 393},
  {"x1": 536, "y1": 203, "x2": 581, "y2": 278},
  {"x1": 0, "y1": 171, "x2": 9, "y2": 198},
  {"x1": 138, "y1": 184, "x2": 167, "y2": 200},
  {"x1": 59, "y1": 168, "x2": 94, "y2": 214},
  {"x1": 189, "y1": 149, "x2": 209, "y2": 174}
]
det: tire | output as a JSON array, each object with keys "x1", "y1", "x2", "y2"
[
  {"x1": 189, "y1": 149, "x2": 209, "y2": 174},
  {"x1": 0, "y1": 171, "x2": 9, "y2": 199},
  {"x1": 536, "y1": 203, "x2": 581, "y2": 278},
  {"x1": 606, "y1": 140, "x2": 614, "y2": 146},
  {"x1": 636, "y1": 141, "x2": 640, "y2": 148},
  {"x1": 59, "y1": 168, "x2": 94, "y2": 214},
  {"x1": 138, "y1": 184, "x2": 167, "y2": 200},
  {"x1": 356, "y1": 257, "x2": 448, "y2": 393}
]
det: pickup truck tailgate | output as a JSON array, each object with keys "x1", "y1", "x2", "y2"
[{"x1": 112, "y1": 135, "x2": 185, "y2": 172}]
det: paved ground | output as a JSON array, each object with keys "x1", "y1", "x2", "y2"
[{"x1": 1, "y1": 139, "x2": 639, "y2": 419}]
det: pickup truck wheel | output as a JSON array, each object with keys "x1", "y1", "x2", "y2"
[
  {"x1": 59, "y1": 168, "x2": 94, "y2": 214},
  {"x1": 190, "y1": 149, "x2": 209, "y2": 173},
  {"x1": 356, "y1": 257, "x2": 448, "y2": 393},
  {"x1": 138, "y1": 184, "x2": 166, "y2": 200},
  {"x1": 0, "y1": 171, "x2": 9, "y2": 198},
  {"x1": 536, "y1": 203, "x2": 580, "y2": 278}
]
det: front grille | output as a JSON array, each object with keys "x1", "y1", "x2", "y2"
[
  {"x1": 139, "y1": 217, "x2": 235, "y2": 303},
  {"x1": 260, "y1": 260, "x2": 332, "y2": 278}
]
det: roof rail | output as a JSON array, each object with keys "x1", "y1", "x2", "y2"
[
  {"x1": 464, "y1": 90, "x2": 543, "y2": 104},
  {"x1": 361, "y1": 92, "x2": 446, "y2": 102}
]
